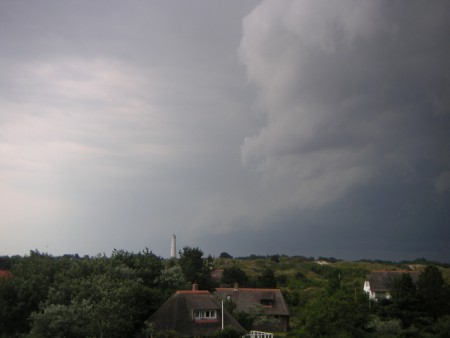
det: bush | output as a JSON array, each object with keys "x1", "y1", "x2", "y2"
[
  {"x1": 154, "y1": 330, "x2": 179, "y2": 338},
  {"x1": 214, "y1": 327, "x2": 243, "y2": 338}
]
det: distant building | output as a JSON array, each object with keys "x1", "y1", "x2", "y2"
[
  {"x1": 364, "y1": 270, "x2": 420, "y2": 300},
  {"x1": 215, "y1": 287, "x2": 290, "y2": 332},
  {"x1": 149, "y1": 284, "x2": 245, "y2": 337},
  {"x1": 170, "y1": 234, "x2": 177, "y2": 259}
]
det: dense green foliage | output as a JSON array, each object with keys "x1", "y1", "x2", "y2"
[
  {"x1": 0, "y1": 249, "x2": 198, "y2": 337},
  {"x1": 299, "y1": 289, "x2": 369, "y2": 337},
  {"x1": 178, "y1": 246, "x2": 215, "y2": 291},
  {"x1": 0, "y1": 250, "x2": 167, "y2": 337},
  {"x1": 222, "y1": 266, "x2": 249, "y2": 287},
  {"x1": 417, "y1": 265, "x2": 450, "y2": 321},
  {"x1": 1, "y1": 250, "x2": 449, "y2": 337},
  {"x1": 216, "y1": 255, "x2": 450, "y2": 337}
]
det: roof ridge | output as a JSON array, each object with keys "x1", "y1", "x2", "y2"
[
  {"x1": 216, "y1": 288, "x2": 281, "y2": 292},
  {"x1": 176, "y1": 290, "x2": 210, "y2": 294}
]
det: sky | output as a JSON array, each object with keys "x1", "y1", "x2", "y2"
[{"x1": 1, "y1": 0, "x2": 449, "y2": 262}]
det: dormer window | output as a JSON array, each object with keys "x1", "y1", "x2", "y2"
[
  {"x1": 261, "y1": 299, "x2": 274, "y2": 306},
  {"x1": 193, "y1": 309, "x2": 217, "y2": 320},
  {"x1": 260, "y1": 291, "x2": 275, "y2": 307}
]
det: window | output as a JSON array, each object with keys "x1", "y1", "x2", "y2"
[
  {"x1": 193, "y1": 309, "x2": 217, "y2": 320},
  {"x1": 261, "y1": 299, "x2": 274, "y2": 306}
]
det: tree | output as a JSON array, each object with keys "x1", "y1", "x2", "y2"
[
  {"x1": 276, "y1": 274, "x2": 288, "y2": 287},
  {"x1": 0, "y1": 275, "x2": 19, "y2": 335},
  {"x1": 29, "y1": 300, "x2": 95, "y2": 338},
  {"x1": 222, "y1": 266, "x2": 248, "y2": 287},
  {"x1": 3, "y1": 250, "x2": 62, "y2": 335},
  {"x1": 219, "y1": 252, "x2": 233, "y2": 259},
  {"x1": 28, "y1": 254, "x2": 164, "y2": 338},
  {"x1": 270, "y1": 255, "x2": 280, "y2": 263},
  {"x1": 430, "y1": 315, "x2": 450, "y2": 337},
  {"x1": 387, "y1": 273, "x2": 423, "y2": 328},
  {"x1": 303, "y1": 289, "x2": 369, "y2": 337},
  {"x1": 155, "y1": 264, "x2": 190, "y2": 295},
  {"x1": 30, "y1": 272, "x2": 137, "y2": 337},
  {"x1": 417, "y1": 265, "x2": 450, "y2": 321},
  {"x1": 178, "y1": 246, "x2": 214, "y2": 290},
  {"x1": 258, "y1": 268, "x2": 277, "y2": 288},
  {"x1": 327, "y1": 269, "x2": 341, "y2": 294},
  {"x1": 111, "y1": 248, "x2": 163, "y2": 288}
]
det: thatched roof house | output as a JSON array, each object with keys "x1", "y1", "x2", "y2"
[
  {"x1": 364, "y1": 270, "x2": 420, "y2": 300},
  {"x1": 149, "y1": 288, "x2": 245, "y2": 337}
]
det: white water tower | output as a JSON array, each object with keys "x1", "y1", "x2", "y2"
[{"x1": 170, "y1": 234, "x2": 176, "y2": 259}]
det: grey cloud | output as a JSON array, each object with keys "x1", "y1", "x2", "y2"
[
  {"x1": 435, "y1": 171, "x2": 450, "y2": 195},
  {"x1": 0, "y1": 0, "x2": 260, "y2": 256}
]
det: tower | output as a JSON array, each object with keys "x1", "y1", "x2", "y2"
[{"x1": 170, "y1": 234, "x2": 176, "y2": 259}]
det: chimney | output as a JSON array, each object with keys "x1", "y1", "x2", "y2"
[
  {"x1": 192, "y1": 283, "x2": 199, "y2": 291},
  {"x1": 233, "y1": 282, "x2": 239, "y2": 291}
]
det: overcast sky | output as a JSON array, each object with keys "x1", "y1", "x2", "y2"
[{"x1": 1, "y1": 0, "x2": 449, "y2": 262}]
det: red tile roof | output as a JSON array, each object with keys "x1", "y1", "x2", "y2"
[{"x1": 0, "y1": 270, "x2": 11, "y2": 278}]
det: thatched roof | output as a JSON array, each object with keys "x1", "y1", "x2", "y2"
[
  {"x1": 215, "y1": 288, "x2": 290, "y2": 316},
  {"x1": 149, "y1": 290, "x2": 245, "y2": 337},
  {"x1": 366, "y1": 271, "x2": 420, "y2": 292}
]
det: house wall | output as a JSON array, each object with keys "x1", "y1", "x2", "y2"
[
  {"x1": 364, "y1": 281, "x2": 377, "y2": 300},
  {"x1": 364, "y1": 281, "x2": 392, "y2": 300},
  {"x1": 363, "y1": 281, "x2": 373, "y2": 298},
  {"x1": 278, "y1": 316, "x2": 289, "y2": 332}
]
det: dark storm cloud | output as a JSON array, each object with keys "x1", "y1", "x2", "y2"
[
  {"x1": 240, "y1": 0, "x2": 449, "y2": 185},
  {"x1": 224, "y1": 0, "x2": 449, "y2": 260}
]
